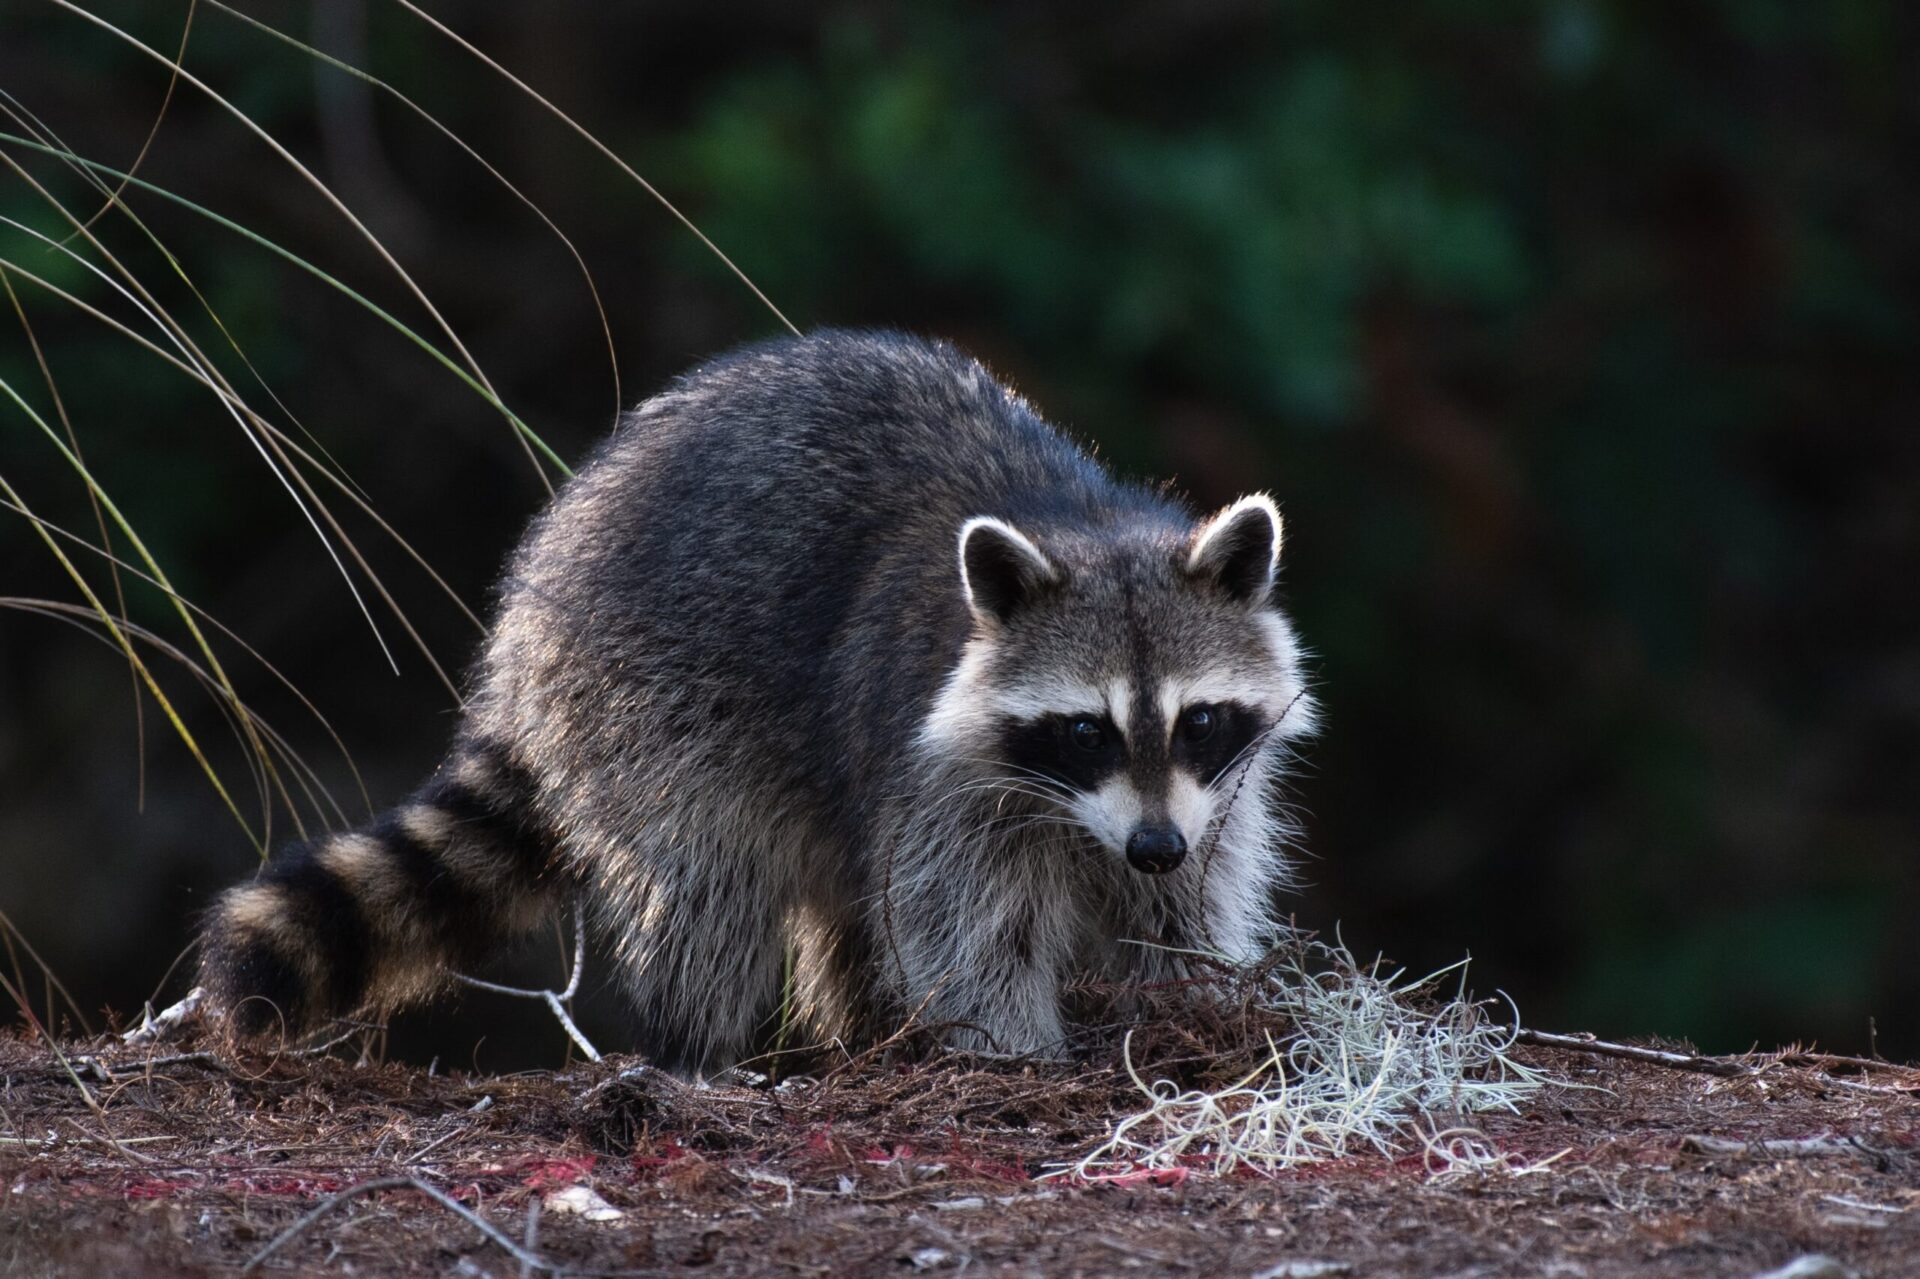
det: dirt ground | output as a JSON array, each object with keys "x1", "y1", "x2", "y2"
[{"x1": 2, "y1": 1028, "x2": 1917, "y2": 1278}]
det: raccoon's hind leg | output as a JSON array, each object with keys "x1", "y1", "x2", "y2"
[
  {"x1": 200, "y1": 737, "x2": 565, "y2": 1037},
  {"x1": 599, "y1": 833, "x2": 793, "y2": 1076},
  {"x1": 787, "y1": 893, "x2": 883, "y2": 1051}
]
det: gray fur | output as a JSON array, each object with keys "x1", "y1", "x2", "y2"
[{"x1": 199, "y1": 330, "x2": 1316, "y2": 1071}]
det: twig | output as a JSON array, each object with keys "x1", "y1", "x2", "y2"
[
  {"x1": 75, "y1": 1023, "x2": 365, "y2": 1084},
  {"x1": 1684, "y1": 1133, "x2": 1893, "y2": 1160},
  {"x1": 76, "y1": 1050, "x2": 221, "y2": 1082},
  {"x1": 1519, "y1": 1030, "x2": 1920, "y2": 1089},
  {"x1": 0, "y1": 966, "x2": 154, "y2": 1165},
  {"x1": 65, "y1": 1118, "x2": 160, "y2": 1164},
  {"x1": 404, "y1": 1126, "x2": 464, "y2": 1166},
  {"x1": 1810, "y1": 1075, "x2": 1919, "y2": 1098},
  {"x1": 520, "y1": 1194, "x2": 542, "y2": 1279},
  {"x1": 0, "y1": 1133, "x2": 176, "y2": 1147},
  {"x1": 1515, "y1": 1029, "x2": 1752, "y2": 1078},
  {"x1": 732, "y1": 1166, "x2": 797, "y2": 1208},
  {"x1": 1773, "y1": 1049, "x2": 1920, "y2": 1079},
  {"x1": 121, "y1": 985, "x2": 205, "y2": 1045},
  {"x1": 1089, "y1": 1236, "x2": 1187, "y2": 1268},
  {"x1": 451, "y1": 900, "x2": 599, "y2": 1061},
  {"x1": 851, "y1": 1182, "x2": 943, "y2": 1205},
  {"x1": 240, "y1": 1176, "x2": 597, "y2": 1275}
]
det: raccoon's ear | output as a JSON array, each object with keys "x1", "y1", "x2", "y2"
[
  {"x1": 959, "y1": 516, "x2": 1059, "y2": 626},
  {"x1": 1186, "y1": 494, "x2": 1282, "y2": 606}
]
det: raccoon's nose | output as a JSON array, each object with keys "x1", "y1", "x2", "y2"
[{"x1": 1124, "y1": 825, "x2": 1187, "y2": 875}]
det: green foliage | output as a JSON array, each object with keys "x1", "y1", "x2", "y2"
[{"x1": 677, "y1": 23, "x2": 1530, "y2": 425}]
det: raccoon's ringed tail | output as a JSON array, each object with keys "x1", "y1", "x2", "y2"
[{"x1": 200, "y1": 739, "x2": 560, "y2": 1037}]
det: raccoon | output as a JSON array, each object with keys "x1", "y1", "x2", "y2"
[{"x1": 200, "y1": 330, "x2": 1316, "y2": 1072}]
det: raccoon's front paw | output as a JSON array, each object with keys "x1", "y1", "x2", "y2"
[{"x1": 943, "y1": 1015, "x2": 1070, "y2": 1062}]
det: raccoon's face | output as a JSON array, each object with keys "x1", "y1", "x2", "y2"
[{"x1": 921, "y1": 495, "x2": 1315, "y2": 875}]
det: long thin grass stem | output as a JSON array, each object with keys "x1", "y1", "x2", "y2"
[
  {"x1": 389, "y1": 0, "x2": 801, "y2": 338},
  {"x1": 46, "y1": 0, "x2": 555, "y2": 488}
]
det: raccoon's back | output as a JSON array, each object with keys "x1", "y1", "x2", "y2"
[{"x1": 479, "y1": 331, "x2": 1155, "y2": 799}]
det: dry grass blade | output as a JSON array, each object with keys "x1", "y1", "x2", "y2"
[
  {"x1": 0, "y1": 119, "x2": 398, "y2": 837},
  {"x1": 0, "y1": 454, "x2": 264, "y2": 852},
  {"x1": 1, "y1": 119, "x2": 407, "y2": 692},
  {"x1": 0, "y1": 244, "x2": 458, "y2": 713},
  {"x1": 0, "y1": 154, "x2": 478, "y2": 701},
  {"x1": 0, "y1": 260, "x2": 147, "y2": 806},
  {"x1": 0, "y1": 907, "x2": 93, "y2": 1038},
  {"x1": 0, "y1": 113, "x2": 564, "y2": 480},
  {"x1": 0, "y1": 205, "x2": 486, "y2": 647},
  {"x1": 47, "y1": 0, "x2": 558, "y2": 490},
  {"x1": 389, "y1": 0, "x2": 801, "y2": 339},
  {"x1": 61, "y1": 0, "x2": 197, "y2": 244},
  {"x1": 0, "y1": 380, "x2": 301, "y2": 837},
  {"x1": 0, "y1": 498, "x2": 370, "y2": 824},
  {"x1": 3, "y1": 63, "x2": 563, "y2": 640},
  {"x1": 0, "y1": 596, "x2": 346, "y2": 841},
  {"x1": 207, "y1": 0, "x2": 623, "y2": 419}
]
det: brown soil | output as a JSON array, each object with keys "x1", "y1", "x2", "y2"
[{"x1": 2, "y1": 1031, "x2": 1916, "y2": 1278}]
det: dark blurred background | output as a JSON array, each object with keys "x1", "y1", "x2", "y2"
[{"x1": 2, "y1": 1, "x2": 1915, "y2": 1064}]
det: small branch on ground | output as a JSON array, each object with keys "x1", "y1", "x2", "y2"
[
  {"x1": 519, "y1": 1192, "x2": 542, "y2": 1279},
  {"x1": 240, "y1": 1176, "x2": 589, "y2": 1276},
  {"x1": 1684, "y1": 1133, "x2": 1899, "y2": 1162},
  {"x1": 1772, "y1": 1048, "x2": 1920, "y2": 1077},
  {"x1": 1517, "y1": 1029, "x2": 1754, "y2": 1078},
  {"x1": 1, "y1": 966, "x2": 156, "y2": 1165},
  {"x1": 451, "y1": 899, "x2": 600, "y2": 1062},
  {"x1": 0, "y1": 1133, "x2": 176, "y2": 1148},
  {"x1": 1518, "y1": 1030, "x2": 1920, "y2": 1091},
  {"x1": 76, "y1": 1023, "x2": 368, "y2": 1084}
]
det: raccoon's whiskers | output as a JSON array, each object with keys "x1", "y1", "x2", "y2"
[
  {"x1": 974, "y1": 812, "x2": 1095, "y2": 837},
  {"x1": 934, "y1": 776, "x2": 1075, "y2": 811},
  {"x1": 1187, "y1": 690, "x2": 1312, "y2": 955},
  {"x1": 951, "y1": 757, "x2": 1080, "y2": 792},
  {"x1": 980, "y1": 782, "x2": 1075, "y2": 808}
]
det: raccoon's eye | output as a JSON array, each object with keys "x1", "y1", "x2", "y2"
[
  {"x1": 1179, "y1": 705, "x2": 1216, "y2": 744},
  {"x1": 1069, "y1": 718, "x2": 1107, "y2": 752}
]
